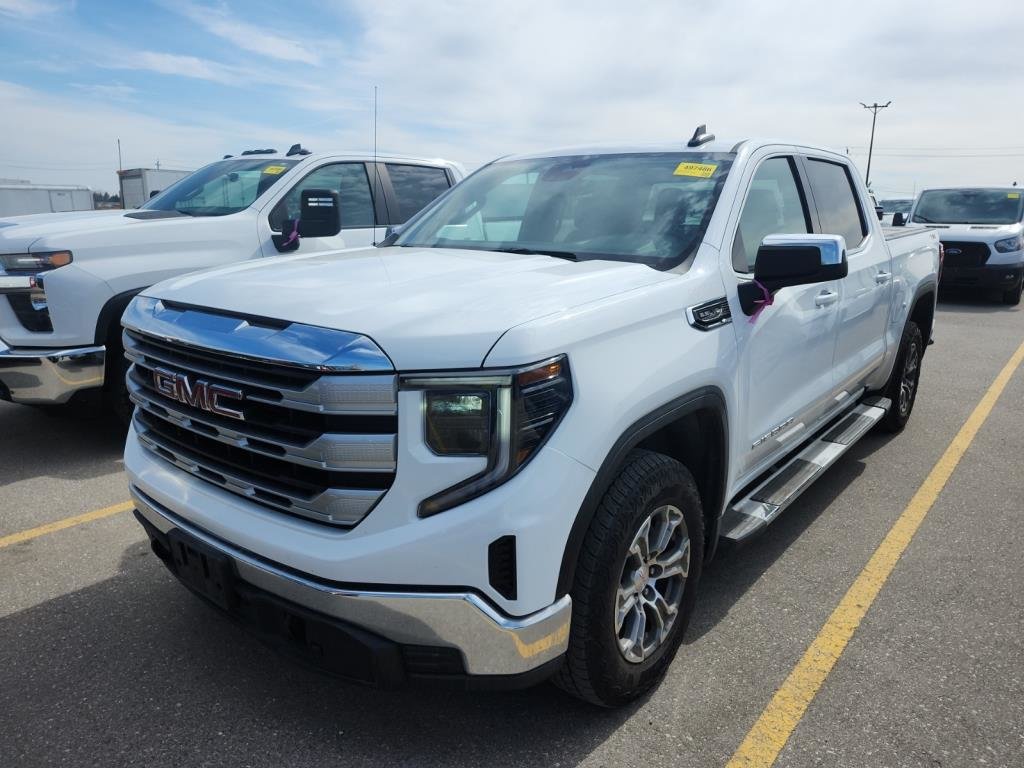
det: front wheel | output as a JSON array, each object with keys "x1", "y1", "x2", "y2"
[
  {"x1": 877, "y1": 320, "x2": 923, "y2": 433},
  {"x1": 553, "y1": 449, "x2": 704, "y2": 707},
  {"x1": 102, "y1": 329, "x2": 133, "y2": 427}
]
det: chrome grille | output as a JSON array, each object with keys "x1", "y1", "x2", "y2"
[{"x1": 122, "y1": 298, "x2": 397, "y2": 527}]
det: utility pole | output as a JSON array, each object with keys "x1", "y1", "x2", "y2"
[
  {"x1": 860, "y1": 101, "x2": 891, "y2": 188},
  {"x1": 117, "y1": 138, "x2": 122, "y2": 171},
  {"x1": 156, "y1": 159, "x2": 161, "y2": 170}
]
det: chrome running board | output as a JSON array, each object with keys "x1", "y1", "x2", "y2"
[{"x1": 720, "y1": 396, "x2": 891, "y2": 543}]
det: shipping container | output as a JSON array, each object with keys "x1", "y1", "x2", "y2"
[
  {"x1": 0, "y1": 182, "x2": 94, "y2": 217},
  {"x1": 117, "y1": 168, "x2": 192, "y2": 209}
]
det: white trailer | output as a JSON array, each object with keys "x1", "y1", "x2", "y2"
[
  {"x1": 117, "y1": 168, "x2": 192, "y2": 209},
  {"x1": 0, "y1": 182, "x2": 94, "y2": 217}
]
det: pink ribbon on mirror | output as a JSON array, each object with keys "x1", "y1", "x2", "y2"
[
  {"x1": 284, "y1": 219, "x2": 299, "y2": 247},
  {"x1": 748, "y1": 279, "x2": 773, "y2": 324}
]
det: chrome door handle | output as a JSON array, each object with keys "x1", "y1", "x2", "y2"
[
  {"x1": 814, "y1": 290, "x2": 839, "y2": 307},
  {"x1": 875, "y1": 271, "x2": 892, "y2": 284}
]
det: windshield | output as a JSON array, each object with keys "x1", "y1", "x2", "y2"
[
  {"x1": 393, "y1": 151, "x2": 735, "y2": 269},
  {"x1": 880, "y1": 199, "x2": 913, "y2": 214},
  {"x1": 912, "y1": 189, "x2": 1023, "y2": 225},
  {"x1": 142, "y1": 158, "x2": 300, "y2": 217}
]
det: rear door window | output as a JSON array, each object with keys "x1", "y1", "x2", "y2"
[
  {"x1": 804, "y1": 159, "x2": 867, "y2": 248},
  {"x1": 386, "y1": 164, "x2": 451, "y2": 223},
  {"x1": 269, "y1": 162, "x2": 375, "y2": 231},
  {"x1": 732, "y1": 157, "x2": 811, "y2": 272}
]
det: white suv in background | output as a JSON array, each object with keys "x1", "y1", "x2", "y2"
[
  {"x1": 906, "y1": 186, "x2": 1024, "y2": 304},
  {"x1": 0, "y1": 147, "x2": 463, "y2": 412}
]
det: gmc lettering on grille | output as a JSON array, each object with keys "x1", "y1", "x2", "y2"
[{"x1": 152, "y1": 367, "x2": 244, "y2": 421}]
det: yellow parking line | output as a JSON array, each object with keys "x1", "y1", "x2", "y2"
[
  {"x1": 727, "y1": 337, "x2": 1024, "y2": 768},
  {"x1": 0, "y1": 500, "x2": 133, "y2": 549}
]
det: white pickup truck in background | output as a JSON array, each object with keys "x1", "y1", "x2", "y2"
[
  {"x1": 0, "y1": 147, "x2": 463, "y2": 412},
  {"x1": 122, "y1": 130, "x2": 941, "y2": 705},
  {"x1": 903, "y1": 186, "x2": 1024, "y2": 304}
]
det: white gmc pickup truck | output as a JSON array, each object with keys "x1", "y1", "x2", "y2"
[
  {"x1": 0, "y1": 147, "x2": 462, "y2": 412},
  {"x1": 123, "y1": 130, "x2": 940, "y2": 706}
]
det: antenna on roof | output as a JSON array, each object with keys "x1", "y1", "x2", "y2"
[
  {"x1": 687, "y1": 124, "x2": 715, "y2": 148},
  {"x1": 286, "y1": 143, "x2": 311, "y2": 157}
]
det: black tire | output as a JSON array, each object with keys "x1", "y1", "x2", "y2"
[
  {"x1": 877, "y1": 320, "x2": 923, "y2": 433},
  {"x1": 553, "y1": 449, "x2": 704, "y2": 707},
  {"x1": 1002, "y1": 279, "x2": 1022, "y2": 306},
  {"x1": 102, "y1": 328, "x2": 133, "y2": 427}
]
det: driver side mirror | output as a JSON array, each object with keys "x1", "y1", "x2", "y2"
[
  {"x1": 298, "y1": 188, "x2": 341, "y2": 238},
  {"x1": 738, "y1": 234, "x2": 848, "y2": 315},
  {"x1": 892, "y1": 211, "x2": 906, "y2": 227},
  {"x1": 875, "y1": 205, "x2": 884, "y2": 221}
]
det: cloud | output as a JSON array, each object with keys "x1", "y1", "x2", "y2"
[
  {"x1": 0, "y1": 80, "x2": 343, "y2": 192},
  {"x1": 173, "y1": 2, "x2": 321, "y2": 65},
  {"x1": 0, "y1": 0, "x2": 59, "y2": 18},
  {"x1": 71, "y1": 82, "x2": 137, "y2": 100},
  {"x1": 127, "y1": 51, "x2": 242, "y2": 84},
  {"x1": 319, "y1": 0, "x2": 1024, "y2": 192},
  {"x1": 3, "y1": 0, "x2": 1024, "y2": 196}
]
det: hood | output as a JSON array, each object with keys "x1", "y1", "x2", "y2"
[
  {"x1": 143, "y1": 246, "x2": 675, "y2": 369},
  {"x1": 0, "y1": 209, "x2": 187, "y2": 252},
  {"x1": 912, "y1": 221, "x2": 1022, "y2": 242}
]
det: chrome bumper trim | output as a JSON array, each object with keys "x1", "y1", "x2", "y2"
[
  {"x1": 0, "y1": 340, "x2": 105, "y2": 404},
  {"x1": 131, "y1": 486, "x2": 571, "y2": 676}
]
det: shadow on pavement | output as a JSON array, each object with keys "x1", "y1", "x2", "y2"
[
  {"x1": 0, "y1": 399, "x2": 126, "y2": 486},
  {"x1": 937, "y1": 288, "x2": 1020, "y2": 312},
  {"x1": 0, "y1": 539, "x2": 637, "y2": 768},
  {"x1": 686, "y1": 429, "x2": 896, "y2": 642}
]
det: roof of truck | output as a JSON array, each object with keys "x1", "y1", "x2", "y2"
[
  {"x1": 219, "y1": 150, "x2": 460, "y2": 167},
  {"x1": 501, "y1": 138, "x2": 847, "y2": 161}
]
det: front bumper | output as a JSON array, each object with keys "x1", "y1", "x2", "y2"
[
  {"x1": 941, "y1": 261, "x2": 1024, "y2": 290},
  {"x1": 131, "y1": 485, "x2": 571, "y2": 683},
  {"x1": 0, "y1": 339, "x2": 105, "y2": 403}
]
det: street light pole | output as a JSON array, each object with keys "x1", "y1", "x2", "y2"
[{"x1": 860, "y1": 101, "x2": 891, "y2": 188}]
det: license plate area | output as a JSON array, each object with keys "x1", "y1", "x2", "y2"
[{"x1": 168, "y1": 529, "x2": 235, "y2": 611}]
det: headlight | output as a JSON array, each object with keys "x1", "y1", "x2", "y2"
[
  {"x1": 0, "y1": 250, "x2": 73, "y2": 272},
  {"x1": 994, "y1": 236, "x2": 1023, "y2": 253},
  {"x1": 402, "y1": 355, "x2": 573, "y2": 516}
]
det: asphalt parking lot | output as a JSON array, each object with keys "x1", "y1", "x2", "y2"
[{"x1": 2, "y1": 295, "x2": 1022, "y2": 768}]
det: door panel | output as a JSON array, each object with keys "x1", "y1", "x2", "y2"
[
  {"x1": 724, "y1": 155, "x2": 841, "y2": 478},
  {"x1": 735, "y1": 279, "x2": 841, "y2": 475},
  {"x1": 802, "y1": 157, "x2": 890, "y2": 392}
]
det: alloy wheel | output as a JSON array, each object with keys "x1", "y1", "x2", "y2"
[{"x1": 615, "y1": 504, "x2": 690, "y2": 663}]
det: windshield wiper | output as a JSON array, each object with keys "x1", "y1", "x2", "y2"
[
  {"x1": 913, "y1": 214, "x2": 934, "y2": 223},
  {"x1": 499, "y1": 247, "x2": 579, "y2": 261}
]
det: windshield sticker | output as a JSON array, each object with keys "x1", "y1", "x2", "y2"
[
  {"x1": 1008, "y1": 192, "x2": 1021, "y2": 199},
  {"x1": 262, "y1": 165, "x2": 287, "y2": 175},
  {"x1": 673, "y1": 162, "x2": 718, "y2": 178}
]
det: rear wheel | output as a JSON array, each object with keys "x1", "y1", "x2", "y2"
[
  {"x1": 877, "y1": 321, "x2": 923, "y2": 433},
  {"x1": 553, "y1": 449, "x2": 704, "y2": 707}
]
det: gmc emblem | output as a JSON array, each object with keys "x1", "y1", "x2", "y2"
[{"x1": 152, "y1": 367, "x2": 244, "y2": 421}]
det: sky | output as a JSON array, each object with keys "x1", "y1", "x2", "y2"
[{"x1": 1, "y1": 0, "x2": 1022, "y2": 196}]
